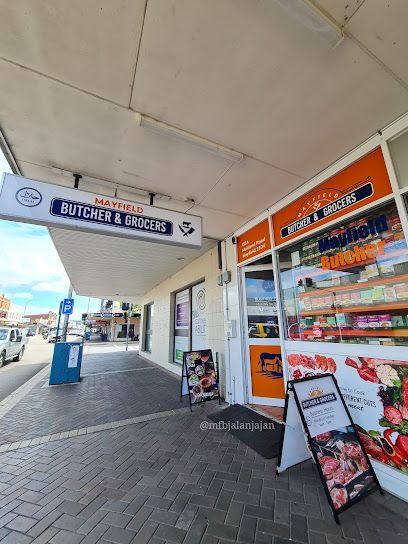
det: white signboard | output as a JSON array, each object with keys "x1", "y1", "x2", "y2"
[
  {"x1": 288, "y1": 375, "x2": 380, "y2": 517},
  {"x1": 277, "y1": 389, "x2": 310, "y2": 473},
  {"x1": 0, "y1": 174, "x2": 202, "y2": 249},
  {"x1": 68, "y1": 344, "x2": 80, "y2": 368},
  {"x1": 191, "y1": 282, "x2": 206, "y2": 351},
  {"x1": 292, "y1": 375, "x2": 350, "y2": 438}
]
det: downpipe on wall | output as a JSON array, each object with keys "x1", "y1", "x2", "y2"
[{"x1": 223, "y1": 239, "x2": 234, "y2": 405}]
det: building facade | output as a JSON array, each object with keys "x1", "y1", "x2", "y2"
[
  {"x1": 0, "y1": 293, "x2": 10, "y2": 319},
  {"x1": 139, "y1": 114, "x2": 408, "y2": 501},
  {"x1": 6, "y1": 302, "x2": 24, "y2": 324},
  {"x1": 25, "y1": 312, "x2": 58, "y2": 327}
]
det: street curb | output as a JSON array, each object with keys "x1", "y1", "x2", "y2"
[{"x1": 0, "y1": 363, "x2": 50, "y2": 419}]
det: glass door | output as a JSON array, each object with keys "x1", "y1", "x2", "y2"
[{"x1": 241, "y1": 264, "x2": 285, "y2": 406}]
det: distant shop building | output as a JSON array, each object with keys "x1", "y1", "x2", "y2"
[
  {"x1": 86, "y1": 301, "x2": 141, "y2": 341},
  {"x1": 25, "y1": 311, "x2": 58, "y2": 328},
  {"x1": 6, "y1": 302, "x2": 24, "y2": 324},
  {"x1": 0, "y1": 294, "x2": 10, "y2": 319}
]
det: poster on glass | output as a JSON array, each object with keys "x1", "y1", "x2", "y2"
[{"x1": 245, "y1": 272, "x2": 279, "y2": 338}]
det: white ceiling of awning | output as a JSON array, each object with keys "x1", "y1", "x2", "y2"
[
  {"x1": 48, "y1": 227, "x2": 217, "y2": 301},
  {"x1": 1, "y1": 0, "x2": 408, "y2": 299}
]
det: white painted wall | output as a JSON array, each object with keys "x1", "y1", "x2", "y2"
[{"x1": 140, "y1": 244, "x2": 227, "y2": 397}]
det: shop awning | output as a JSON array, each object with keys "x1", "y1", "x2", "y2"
[{"x1": 1, "y1": 2, "x2": 408, "y2": 298}]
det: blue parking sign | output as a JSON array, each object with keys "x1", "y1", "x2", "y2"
[{"x1": 62, "y1": 298, "x2": 74, "y2": 314}]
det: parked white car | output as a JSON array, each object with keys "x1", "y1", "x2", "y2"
[
  {"x1": 48, "y1": 331, "x2": 61, "y2": 343},
  {"x1": 0, "y1": 327, "x2": 27, "y2": 367}
]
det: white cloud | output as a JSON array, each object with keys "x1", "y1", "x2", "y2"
[
  {"x1": 14, "y1": 292, "x2": 34, "y2": 300},
  {"x1": 33, "y1": 279, "x2": 69, "y2": 293},
  {"x1": 24, "y1": 299, "x2": 102, "y2": 321},
  {"x1": 24, "y1": 304, "x2": 58, "y2": 316},
  {"x1": 0, "y1": 221, "x2": 69, "y2": 292}
]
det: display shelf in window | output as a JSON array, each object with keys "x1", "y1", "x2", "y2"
[{"x1": 278, "y1": 202, "x2": 408, "y2": 345}]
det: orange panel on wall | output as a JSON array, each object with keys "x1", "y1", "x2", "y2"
[
  {"x1": 272, "y1": 148, "x2": 392, "y2": 246},
  {"x1": 249, "y1": 345, "x2": 285, "y2": 399},
  {"x1": 237, "y1": 219, "x2": 271, "y2": 263}
]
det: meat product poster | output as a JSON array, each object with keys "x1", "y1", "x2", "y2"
[
  {"x1": 291, "y1": 375, "x2": 380, "y2": 517},
  {"x1": 286, "y1": 349, "x2": 408, "y2": 476}
]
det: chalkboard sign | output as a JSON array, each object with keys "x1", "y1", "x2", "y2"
[
  {"x1": 278, "y1": 374, "x2": 383, "y2": 522},
  {"x1": 181, "y1": 349, "x2": 221, "y2": 411}
]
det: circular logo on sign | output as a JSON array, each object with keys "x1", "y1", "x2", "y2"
[
  {"x1": 196, "y1": 289, "x2": 206, "y2": 314},
  {"x1": 15, "y1": 187, "x2": 42, "y2": 207},
  {"x1": 309, "y1": 387, "x2": 324, "y2": 397}
]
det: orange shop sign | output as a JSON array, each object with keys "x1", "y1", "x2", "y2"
[
  {"x1": 272, "y1": 148, "x2": 392, "y2": 246},
  {"x1": 237, "y1": 219, "x2": 271, "y2": 263}
]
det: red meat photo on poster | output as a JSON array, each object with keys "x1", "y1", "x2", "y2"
[
  {"x1": 287, "y1": 353, "x2": 337, "y2": 380},
  {"x1": 345, "y1": 356, "x2": 408, "y2": 472},
  {"x1": 312, "y1": 426, "x2": 376, "y2": 511}
]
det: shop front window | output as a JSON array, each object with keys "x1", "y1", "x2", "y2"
[
  {"x1": 173, "y1": 281, "x2": 207, "y2": 364},
  {"x1": 117, "y1": 324, "x2": 134, "y2": 338},
  {"x1": 245, "y1": 270, "x2": 279, "y2": 338},
  {"x1": 278, "y1": 202, "x2": 408, "y2": 345}
]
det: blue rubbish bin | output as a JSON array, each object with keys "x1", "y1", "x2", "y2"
[{"x1": 49, "y1": 342, "x2": 83, "y2": 385}]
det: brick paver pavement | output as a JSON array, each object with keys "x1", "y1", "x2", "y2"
[
  {"x1": 0, "y1": 350, "x2": 406, "y2": 543},
  {"x1": 0, "y1": 351, "x2": 189, "y2": 445}
]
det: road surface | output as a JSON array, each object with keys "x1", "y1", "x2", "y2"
[
  {"x1": 0, "y1": 335, "x2": 139, "y2": 402},
  {"x1": 0, "y1": 334, "x2": 53, "y2": 402}
]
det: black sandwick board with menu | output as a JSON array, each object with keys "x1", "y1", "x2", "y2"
[
  {"x1": 208, "y1": 404, "x2": 282, "y2": 459},
  {"x1": 277, "y1": 373, "x2": 383, "y2": 523},
  {"x1": 180, "y1": 349, "x2": 221, "y2": 412}
]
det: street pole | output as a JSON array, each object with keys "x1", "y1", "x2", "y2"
[
  {"x1": 82, "y1": 296, "x2": 90, "y2": 345},
  {"x1": 55, "y1": 301, "x2": 63, "y2": 341},
  {"x1": 23, "y1": 298, "x2": 32, "y2": 316},
  {"x1": 61, "y1": 283, "x2": 73, "y2": 342},
  {"x1": 125, "y1": 304, "x2": 132, "y2": 352}
]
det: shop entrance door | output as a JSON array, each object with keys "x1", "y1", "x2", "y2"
[{"x1": 241, "y1": 264, "x2": 285, "y2": 407}]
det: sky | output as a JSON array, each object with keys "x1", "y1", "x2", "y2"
[{"x1": 0, "y1": 152, "x2": 103, "y2": 320}]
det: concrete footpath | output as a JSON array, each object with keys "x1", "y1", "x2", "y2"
[{"x1": 0, "y1": 350, "x2": 406, "y2": 543}]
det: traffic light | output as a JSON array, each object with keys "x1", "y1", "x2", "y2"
[
  {"x1": 81, "y1": 313, "x2": 88, "y2": 321},
  {"x1": 122, "y1": 303, "x2": 130, "y2": 311}
]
